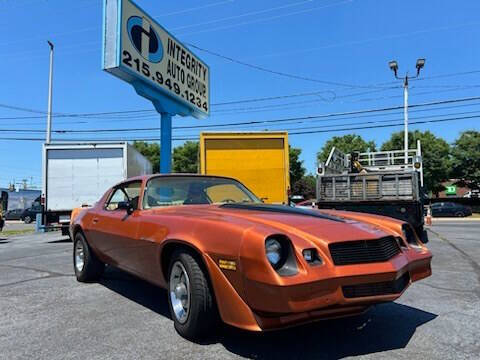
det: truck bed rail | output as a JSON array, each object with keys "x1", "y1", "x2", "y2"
[{"x1": 317, "y1": 171, "x2": 420, "y2": 201}]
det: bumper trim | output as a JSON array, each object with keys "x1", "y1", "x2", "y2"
[{"x1": 342, "y1": 272, "x2": 410, "y2": 298}]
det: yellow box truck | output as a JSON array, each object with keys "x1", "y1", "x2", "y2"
[{"x1": 199, "y1": 132, "x2": 290, "y2": 204}]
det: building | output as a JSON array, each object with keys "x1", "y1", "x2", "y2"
[{"x1": 437, "y1": 180, "x2": 469, "y2": 198}]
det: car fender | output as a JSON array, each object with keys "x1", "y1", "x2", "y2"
[{"x1": 159, "y1": 237, "x2": 260, "y2": 331}]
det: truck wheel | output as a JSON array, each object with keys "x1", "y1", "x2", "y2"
[
  {"x1": 455, "y1": 211, "x2": 464, "y2": 217},
  {"x1": 61, "y1": 227, "x2": 71, "y2": 239},
  {"x1": 167, "y1": 250, "x2": 218, "y2": 340},
  {"x1": 73, "y1": 232, "x2": 104, "y2": 282},
  {"x1": 24, "y1": 216, "x2": 32, "y2": 224}
]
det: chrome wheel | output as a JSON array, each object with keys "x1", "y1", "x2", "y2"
[
  {"x1": 74, "y1": 240, "x2": 85, "y2": 272},
  {"x1": 169, "y1": 261, "x2": 190, "y2": 324}
]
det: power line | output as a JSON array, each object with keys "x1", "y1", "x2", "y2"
[
  {"x1": 4, "y1": 106, "x2": 480, "y2": 135},
  {"x1": 0, "y1": 112, "x2": 477, "y2": 142},
  {"x1": 186, "y1": 42, "x2": 387, "y2": 89},
  {"x1": 2, "y1": 96, "x2": 480, "y2": 131},
  {"x1": 289, "y1": 113, "x2": 480, "y2": 135},
  {"x1": 172, "y1": 0, "x2": 313, "y2": 31}
]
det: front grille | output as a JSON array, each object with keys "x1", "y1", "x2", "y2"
[
  {"x1": 342, "y1": 272, "x2": 410, "y2": 298},
  {"x1": 329, "y1": 236, "x2": 400, "y2": 266}
]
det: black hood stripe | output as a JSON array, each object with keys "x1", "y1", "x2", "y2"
[{"x1": 220, "y1": 203, "x2": 345, "y2": 222}]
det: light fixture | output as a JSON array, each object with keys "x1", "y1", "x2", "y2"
[
  {"x1": 416, "y1": 58, "x2": 425, "y2": 76},
  {"x1": 389, "y1": 60, "x2": 398, "y2": 77}
]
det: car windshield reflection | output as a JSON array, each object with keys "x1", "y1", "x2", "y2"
[{"x1": 143, "y1": 176, "x2": 261, "y2": 208}]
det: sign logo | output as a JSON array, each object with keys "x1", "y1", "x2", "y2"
[
  {"x1": 127, "y1": 16, "x2": 163, "y2": 63},
  {"x1": 445, "y1": 185, "x2": 456, "y2": 195}
]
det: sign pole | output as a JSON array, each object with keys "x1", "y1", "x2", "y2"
[
  {"x1": 160, "y1": 112, "x2": 172, "y2": 173},
  {"x1": 46, "y1": 41, "x2": 54, "y2": 144},
  {"x1": 103, "y1": 0, "x2": 210, "y2": 174}
]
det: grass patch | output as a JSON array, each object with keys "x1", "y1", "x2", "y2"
[{"x1": 0, "y1": 229, "x2": 34, "y2": 237}]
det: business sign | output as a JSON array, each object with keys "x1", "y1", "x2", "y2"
[
  {"x1": 103, "y1": 0, "x2": 210, "y2": 119},
  {"x1": 445, "y1": 185, "x2": 457, "y2": 195}
]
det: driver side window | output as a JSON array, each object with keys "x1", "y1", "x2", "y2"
[
  {"x1": 105, "y1": 181, "x2": 142, "y2": 211},
  {"x1": 105, "y1": 188, "x2": 128, "y2": 211}
]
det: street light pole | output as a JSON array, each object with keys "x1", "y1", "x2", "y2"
[
  {"x1": 388, "y1": 58, "x2": 425, "y2": 165},
  {"x1": 403, "y1": 76, "x2": 409, "y2": 164},
  {"x1": 46, "y1": 41, "x2": 54, "y2": 144}
]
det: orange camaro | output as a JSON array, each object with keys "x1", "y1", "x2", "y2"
[{"x1": 70, "y1": 174, "x2": 432, "y2": 340}]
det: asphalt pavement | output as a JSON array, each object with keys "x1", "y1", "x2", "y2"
[{"x1": 0, "y1": 221, "x2": 479, "y2": 359}]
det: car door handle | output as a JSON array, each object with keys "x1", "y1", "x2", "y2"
[{"x1": 92, "y1": 218, "x2": 99, "y2": 224}]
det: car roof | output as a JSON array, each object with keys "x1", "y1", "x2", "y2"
[{"x1": 112, "y1": 174, "x2": 240, "y2": 187}]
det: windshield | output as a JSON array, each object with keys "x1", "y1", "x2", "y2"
[{"x1": 143, "y1": 176, "x2": 261, "y2": 208}]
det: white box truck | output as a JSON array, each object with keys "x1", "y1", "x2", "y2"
[{"x1": 42, "y1": 142, "x2": 152, "y2": 234}]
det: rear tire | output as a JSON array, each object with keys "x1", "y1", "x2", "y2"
[
  {"x1": 73, "y1": 232, "x2": 104, "y2": 282},
  {"x1": 24, "y1": 216, "x2": 32, "y2": 224},
  {"x1": 167, "y1": 250, "x2": 218, "y2": 340},
  {"x1": 455, "y1": 211, "x2": 464, "y2": 217}
]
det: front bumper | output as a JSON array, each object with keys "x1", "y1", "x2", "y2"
[{"x1": 243, "y1": 251, "x2": 432, "y2": 331}]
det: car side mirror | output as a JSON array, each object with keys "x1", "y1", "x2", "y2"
[{"x1": 117, "y1": 201, "x2": 134, "y2": 215}]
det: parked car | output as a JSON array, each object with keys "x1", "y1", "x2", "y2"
[
  {"x1": 5, "y1": 209, "x2": 24, "y2": 220},
  {"x1": 70, "y1": 174, "x2": 432, "y2": 341},
  {"x1": 463, "y1": 190, "x2": 479, "y2": 198},
  {"x1": 21, "y1": 206, "x2": 42, "y2": 223},
  {"x1": 296, "y1": 199, "x2": 317, "y2": 208},
  {"x1": 431, "y1": 202, "x2": 472, "y2": 217}
]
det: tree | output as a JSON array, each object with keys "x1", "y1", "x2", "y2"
[
  {"x1": 173, "y1": 141, "x2": 199, "y2": 173},
  {"x1": 317, "y1": 134, "x2": 376, "y2": 163},
  {"x1": 292, "y1": 174, "x2": 316, "y2": 199},
  {"x1": 133, "y1": 141, "x2": 200, "y2": 173},
  {"x1": 133, "y1": 141, "x2": 160, "y2": 173},
  {"x1": 289, "y1": 147, "x2": 306, "y2": 188},
  {"x1": 451, "y1": 130, "x2": 480, "y2": 189},
  {"x1": 381, "y1": 130, "x2": 450, "y2": 195}
]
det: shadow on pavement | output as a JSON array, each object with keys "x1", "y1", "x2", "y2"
[
  {"x1": 217, "y1": 302, "x2": 437, "y2": 359},
  {"x1": 99, "y1": 266, "x2": 171, "y2": 319},
  {"x1": 99, "y1": 266, "x2": 437, "y2": 359},
  {"x1": 47, "y1": 238, "x2": 72, "y2": 244}
]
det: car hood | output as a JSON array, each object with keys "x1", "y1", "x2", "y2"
[{"x1": 149, "y1": 203, "x2": 390, "y2": 244}]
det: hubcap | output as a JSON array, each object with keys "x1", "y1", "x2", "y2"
[
  {"x1": 169, "y1": 261, "x2": 190, "y2": 324},
  {"x1": 74, "y1": 241, "x2": 85, "y2": 272}
]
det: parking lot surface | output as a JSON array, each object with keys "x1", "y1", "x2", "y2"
[{"x1": 1, "y1": 222, "x2": 479, "y2": 359}]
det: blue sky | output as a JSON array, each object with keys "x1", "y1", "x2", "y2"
[{"x1": 1, "y1": 0, "x2": 480, "y2": 188}]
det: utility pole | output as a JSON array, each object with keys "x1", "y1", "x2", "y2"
[
  {"x1": 46, "y1": 41, "x2": 54, "y2": 144},
  {"x1": 403, "y1": 76, "x2": 409, "y2": 164},
  {"x1": 388, "y1": 58, "x2": 425, "y2": 164}
]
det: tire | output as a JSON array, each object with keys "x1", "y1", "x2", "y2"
[
  {"x1": 24, "y1": 216, "x2": 32, "y2": 224},
  {"x1": 61, "y1": 227, "x2": 71, "y2": 238},
  {"x1": 73, "y1": 232, "x2": 104, "y2": 282},
  {"x1": 455, "y1": 211, "x2": 464, "y2": 217},
  {"x1": 167, "y1": 250, "x2": 218, "y2": 340}
]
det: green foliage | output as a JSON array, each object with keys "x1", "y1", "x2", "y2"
[
  {"x1": 172, "y1": 141, "x2": 199, "y2": 173},
  {"x1": 317, "y1": 134, "x2": 376, "y2": 163},
  {"x1": 133, "y1": 141, "x2": 160, "y2": 173},
  {"x1": 381, "y1": 130, "x2": 450, "y2": 195},
  {"x1": 289, "y1": 146, "x2": 306, "y2": 188},
  {"x1": 451, "y1": 130, "x2": 480, "y2": 189},
  {"x1": 292, "y1": 174, "x2": 316, "y2": 199},
  {"x1": 132, "y1": 140, "x2": 200, "y2": 174}
]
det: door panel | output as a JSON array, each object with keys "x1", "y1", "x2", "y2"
[
  {"x1": 93, "y1": 209, "x2": 141, "y2": 271},
  {"x1": 88, "y1": 181, "x2": 143, "y2": 272}
]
